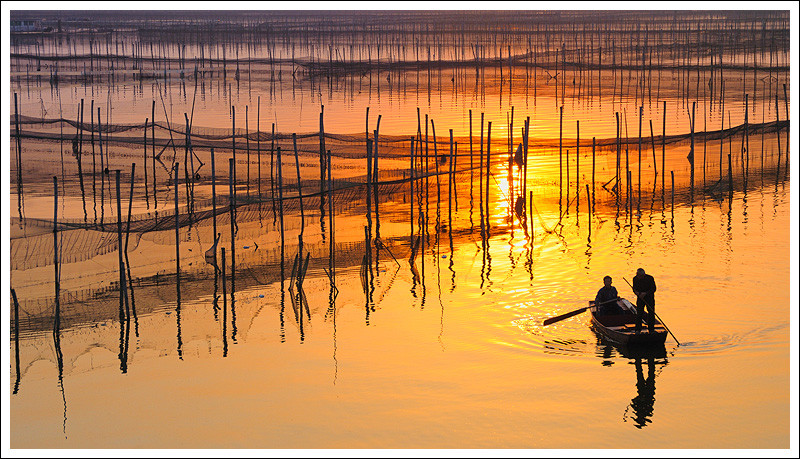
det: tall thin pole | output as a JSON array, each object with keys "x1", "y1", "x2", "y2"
[
  {"x1": 229, "y1": 157, "x2": 237, "y2": 341},
  {"x1": 662, "y1": 101, "x2": 666, "y2": 204},
  {"x1": 486, "y1": 121, "x2": 492, "y2": 235},
  {"x1": 173, "y1": 162, "x2": 183, "y2": 359},
  {"x1": 152, "y1": 100, "x2": 157, "y2": 209},
  {"x1": 638, "y1": 105, "x2": 643, "y2": 207},
  {"x1": 211, "y1": 148, "x2": 217, "y2": 241},
  {"x1": 14, "y1": 94, "x2": 24, "y2": 219},
  {"x1": 52, "y1": 176, "x2": 60, "y2": 336},
  {"x1": 576, "y1": 120, "x2": 580, "y2": 208},
  {"x1": 115, "y1": 171, "x2": 126, "y2": 338}
]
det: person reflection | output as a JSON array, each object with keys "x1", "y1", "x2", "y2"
[{"x1": 629, "y1": 357, "x2": 657, "y2": 429}]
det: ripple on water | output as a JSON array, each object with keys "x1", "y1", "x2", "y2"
[
  {"x1": 671, "y1": 323, "x2": 789, "y2": 357},
  {"x1": 510, "y1": 313, "x2": 787, "y2": 362}
]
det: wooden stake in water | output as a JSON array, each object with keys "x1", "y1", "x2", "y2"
[
  {"x1": 523, "y1": 117, "x2": 530, "y2": 208},
  {"x1": 231, "y1": 105, "x2": 237, "y2": 196},
  {"x1": 12, "y1": 288, "x2": 21, "y2": 394},
  {"x1": 576, "y1": 120, "x2": 580, "y2": 212},
  {"x1": 152, "y1": 100, "x2": 157, "y2": 209},
  {"x1": 689, "y1": 101, "x2": 696, "y2": 203},
  {"x1": 115, "y1": 170, "x2": 127, "y2": 347},
  {"x1": 449, "y1": 129, "x2": 454, "y2": 237},
  {"x1": 720, "y1": 83, "x2": 725, "y2": 182},
  {"x1": 184, "y1": 113, "x2": 194, "y2": 220},
  {"x1": 221, "y1": 247, "x2": 228, "y2": 357},
  {"x1": 373, "y1": 123, "x2": 381, "y2": 243},
  {"x1": 211, "y1": 148, "x2": 217, "y2": 244},
  {"x1": 228, "y1": 157, "x2": 237, "y2": 341},
  {"x1": 587, "y1": 137, "x2": 597, "y2": 209},
  {"x1": 783, "y1": 85, "x2": 789, "y2": 152},
  {"x1": 479, "y1": 113, "x2": 484, "y2": 241},
  {"x1": 277, "y1": 146, "x2": 285, "y2": 281},
  {"x1": 649, "y1": 119, "x2": 657, "y2": 180},
  {"x1": 271, "y1": 123, "x2": 276, "y2": 223},
  {"x1": 486, "y1": 121, "x2": 492, "y2": 235},
  {"x1": 616, "y1": 112, "x2": 621, "y2": 208},
  {"x1": 143, "y1": 117, "x2": 149, "y2": 209},
  {"x1": 586, "y1": 184, "x2": 592, "y2": 229},
  {"x1": 432, "y1": 119, "x2": 440, "y2": 237},
  {"x1": 469, "y1": 110, "x2": 474, "y2": 231},
  {"x1": 293, "y1": 133, "x2": 306, "y2": 244},
  {"x1": 124, "y1": 163, "x2": 139, "y2": 337},
  {"x1": 245, "y1": 105, "x2": 251, "y2": 199},
  {"x1": 173, "y1": 162, "x2": 182, "y2": 359},
  {"x1": 743, "y1": 94, "x2": 749, "y2": 189},
  {"x1": 775, "y1": 93, "x2": 782, "y2": 178},
  {"x1": 320, "y1": 106, "x2": 326, "y2": 197},
  {"x1": 14, "y1": 93, "x2": 24, "y2": 220},
  {"x1": 558, "y1": 107, "x2": 569, "y2": 203},
  {"x1": 257, "y1": 96, "x2": 262, "y2": 201},
  {"x1": 638, "y1": 106, "x2": 643, "y2": 209},
  {"x1": 78, "y1": 99, "x2": 87, "y2": 222},
  {"x1": 410, "y1": 137, "x2": 415, "y2": 256},
  {"x1": 662, "y1": 101, "x2": 666, "y2": 205},
  {"x1": 670, "y1": 170, "x2": 675, "y2": 219},
  {"x1": 366, "y1": 138, "x2": 373, "y2": 233},
  {"x1": 52, "y1": 176, "x2": 61, "y2": 337}
]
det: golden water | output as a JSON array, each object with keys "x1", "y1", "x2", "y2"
[{"x1": 7, "y1": 10, "x2": 793, "y2": 450}]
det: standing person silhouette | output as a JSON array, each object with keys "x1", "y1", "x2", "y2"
[{"x1": 632, "y1": 268, "x2": 657, "y2": 333}]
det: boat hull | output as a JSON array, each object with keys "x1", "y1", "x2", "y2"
[{"x1": 589, "y1": 298, "x2": 668, "y2": 347}]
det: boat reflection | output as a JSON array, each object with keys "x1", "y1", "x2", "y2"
[{"x1": 595, "y1": 338, "x2": 668, "y2": 429}]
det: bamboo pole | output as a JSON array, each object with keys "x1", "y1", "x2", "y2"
[
  {"x1": 775, "y1": 93, "x2": 781, "y2": 177},
  {"x1": 52, "y1": 176, "x2": 61, "y2": 336},
  {"x1": 690, "y1": 101, "x2": 695, "y2": 203},
  {"x1": 293, "y1": 132, "x2": 305, "y2": 249},
  {"x1": 14, "y1": 93, "x2": 24, "y2": 220},
  {"x1": 115, "y1": 170, "x2": 127, "y2": 348},
  {"x1": 229, "y1": 157, "x2": 237, "y2": 341},
  {"x1": 78, "y1": 99, "x2": 87, "y2": 222},
  {"x1": 245, "y1": 105, "x2": 251, "y2": 198},
  {"x1": 221, "y1": 247, "x2": 228, "y2": 357},
  {"x1": 592, "y1": 137, "x2": 597, "y2": 209},
  {"x1": 366, "y1": 138, "x2": 373, "y2": 232},
  {"x1": 486, "y1": 121, "x2": 492, "y2": 235},
  {"x1": 278, "y1": 145, "x2": 285, "y2": 283},
  {"x1": 560, "y1": 107, "x2": 564, "y2": 208},
  {"x1": 660, "y1": 108, "x2": 665, "y2": 204},
  {"x1": 152, "y1": 100, "x2": 157, "y2": 209},
  {"x1": 373, "y1": 119, "x2": 382, "y2": 242},
  {"x1": 671, "y1": 170, "x2": 675, "y2": 218},
  {"x1": 576, "y1": 120, "x2": 580, "y2": 211},
  {"x1": 174, "y1": 162, "x2": 182, "y2": 358},
  {"x1": 124, "y1": 164, "x2": 139, "y2": 337},
  {"x1": 257, "y1": 97, "x2": 262, "y2": 200},
  {"x1": 637, "y1": 105, "x2": 642, "y2": 208},
  {"x1": 12, "y1": 288, "x2": 21, "y2": 394},
  {"x1": 143, "y1": 117, "x2": 149, "y2": 209}
]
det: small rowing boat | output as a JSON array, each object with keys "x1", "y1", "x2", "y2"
[{"x1": 589, "y1": 298, "x2": 668, "y2": 346}]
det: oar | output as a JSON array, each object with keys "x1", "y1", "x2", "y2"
[
  {"x1": 623, "y1": 277, "x2": 680, "y2": 345},
  {"x1": 542, "y1": 297, "x2": 620, "y2": 326}
]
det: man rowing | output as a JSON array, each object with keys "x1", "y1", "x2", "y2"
[{"x1": 632, "y1": 268, "x2": 657, "y2": 333}]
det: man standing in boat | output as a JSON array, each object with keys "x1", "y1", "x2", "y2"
[
  {"x1": 632, "y1": 268, "x2": 657, "y2": 333},
  {"x1": 595, "y1": 276, "x2": 622, "y2": 315}
]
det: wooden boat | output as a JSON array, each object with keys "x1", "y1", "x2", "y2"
[{"x1": 589, "y1": 298, "x2": 668, "y2": 346}]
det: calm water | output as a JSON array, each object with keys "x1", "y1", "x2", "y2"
[{"x1": 7, "y1": 10, "x2": 794, "y2": 450}]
